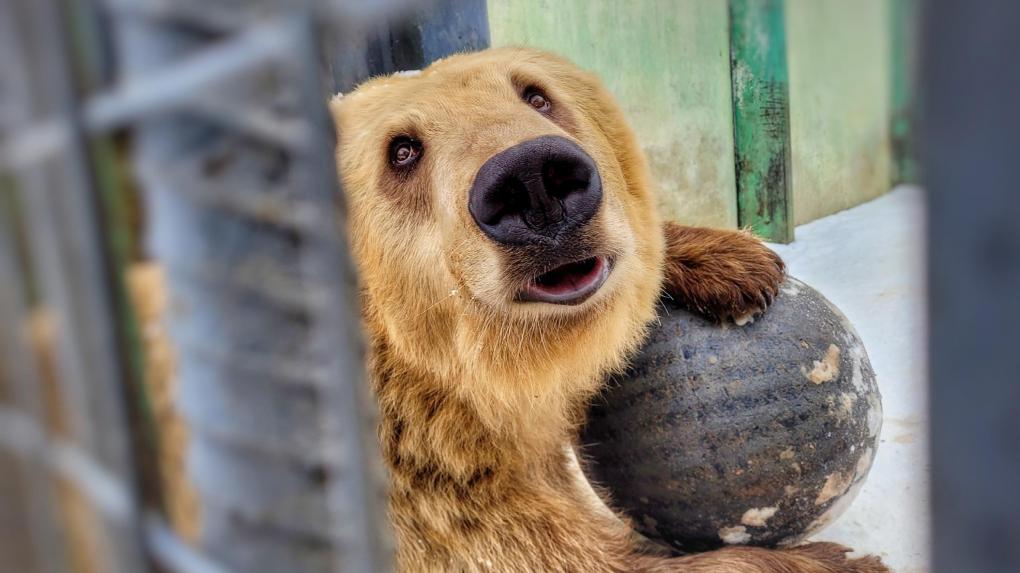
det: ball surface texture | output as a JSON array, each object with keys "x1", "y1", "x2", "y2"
[{"x1": 581, "y1": 277, "x2": 882, "y2": 551}]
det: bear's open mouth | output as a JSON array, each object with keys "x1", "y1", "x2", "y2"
[{"x1": 518, "y1": 256, "x2": 612, "y2": 305}]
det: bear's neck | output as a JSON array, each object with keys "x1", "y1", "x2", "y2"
[
  {"x1": 368, "y1": 333, "x2": 646, "y2": 571},
  {"x1": 363, "y1": 293, "x2": 659, "y2": 569},
  {"x1": 370, "y1": 334, "x2": 586, "y2": 482}
]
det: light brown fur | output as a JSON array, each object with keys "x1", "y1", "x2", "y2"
[{"x1": 331, "y1": 47, "x2": 886, "y2": 573}]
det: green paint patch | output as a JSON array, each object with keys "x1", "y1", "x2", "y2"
[{"x1": 729, "y1": 0, "x2": 794, "y2": 243}]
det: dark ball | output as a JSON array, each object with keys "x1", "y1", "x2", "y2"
[{"x1": 581, "y1": 277, "x2": 882, "y2": 551}]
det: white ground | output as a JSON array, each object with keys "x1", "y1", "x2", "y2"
[{"x1": 769, "y1": 185, "x2": 929, "y2": 573}]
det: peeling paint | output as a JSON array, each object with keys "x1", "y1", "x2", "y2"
[
  {"x1": 849, "y1": 343, "x2": 869, "y2": 393},
  {"x1": 804, "y1": 479, "x2": 866, "y2": 539},
  {"x1": 840, "y1": 392, "x2": 856, "y2": 416},
  {"x1": 782, "y1": 281, "x2": 802, "y2": 297},
  {"x1": 802, "y1": 343, "x2": 841, "y2": 384},
  {"x1": 741, "y1": 506, "x2": 778, "y2": 527},
  {"x1": 718, "y1": 525, "x2": 751, "y2": 544},
  {"x1": 815, "y1": 471, "x2": 853, "y2": 505},
  {"x1": 856, "y1": 447, "x2": 875, "y2": 478}
]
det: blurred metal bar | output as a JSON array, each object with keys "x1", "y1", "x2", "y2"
[
  {"x1": 14, "y1": 0, "x2": 131, "y2": 478},
  {"x1": 0, "y1": 402, "x2": 238, "y2": 573},
  {"x1": 84, "y1": 20, "x2": 292, "y2": 131},
  {"x1": 0, "y1": 18, "x2": 298, "y2": 171},
  {"x1": 111, "y1": 2, "x2": 393, "y2": 571},
  {"x1": 0, "y1": 406, "x2": 132, "y2": 522},
  {"x1": 925, "y1": 1, "x2": 1020, "y2": 572},
  {"x1": 0, "y1": 213, "x2": 67, "y2": 573},
  {"x1": 3, "y1": 1, "x2": 437, "y2": 571},
  {"x1": 284, "y1": 10, "x2": 393, "y2": 572},
  {"x1": 0, "y1": 121, "x2": 71, "y2": 172},
  {"x1": 144, "y1": 513, "x2": 232, "y2": 573},
  {"x1": 103, "y1": 0, "x2": 419, "y2": 37},
  {"x1": 7, "y1": 0, "x2": 149, "y2": 570},
  {"x1": 0, "y1": 2, "x2": 65, "y2": 570}
]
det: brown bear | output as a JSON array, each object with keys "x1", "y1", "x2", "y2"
[{"x1": 330, "y1": 47, "x2": 886, "y2": 573}]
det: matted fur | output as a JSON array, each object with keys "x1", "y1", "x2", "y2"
[{"x1": 331, "y1": 47, "x2": 886, "y2": 573}]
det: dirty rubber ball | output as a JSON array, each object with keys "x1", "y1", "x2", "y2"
[{"x1": 581, "y1": 277, "x2": 882, "y2": 551}]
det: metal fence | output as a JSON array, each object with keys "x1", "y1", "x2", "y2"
[{"x1": 0, "y1": 1, "x2": 456, "y2": 571}]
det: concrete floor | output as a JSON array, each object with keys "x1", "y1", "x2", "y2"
[{"x1": 769, "y1": 186, "x2": 929, "y2": 573}]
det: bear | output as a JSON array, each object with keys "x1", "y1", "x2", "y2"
[{"x1": 330, "y1": 47, "x2": 887, "y2": 573}]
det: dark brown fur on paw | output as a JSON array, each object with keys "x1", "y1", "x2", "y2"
[
  {"x1": 783, "y1": 542, "x2": 890, "y2": 573},
  {"x1": 662, "y1": 222, "x2": 785, "y2": 323},
  {"x1": 654, "y1": 542, "x2": 889, "y2": 573}
]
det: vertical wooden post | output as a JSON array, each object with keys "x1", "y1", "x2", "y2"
[
  {"x1": 729, "y1": 0, "x2": 794, "y2": 243},
  {"x1": 890, "y1": 0, "x2": 919, "y2": 185}
]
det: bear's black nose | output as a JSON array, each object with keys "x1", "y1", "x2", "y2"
[{"x1": 469, "y1": 135, "x2": 602, "y2": 246}]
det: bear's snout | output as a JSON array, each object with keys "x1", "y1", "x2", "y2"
[{"x1": 468, "y1": 135, "x2": 602, "y2": 247}]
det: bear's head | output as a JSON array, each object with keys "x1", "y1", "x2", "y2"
[{"x1": 331, "y1": 48, "x2": 664, "y2": 429}]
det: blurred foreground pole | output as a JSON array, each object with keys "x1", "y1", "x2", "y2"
[
  {"x1": 109, "y1": 4, "x2": 393, "y2": 572},
  {"x1": 110, "y1": 1, "x2": 489, "y2": 572},
  {"x1": 925, "y1": 1, "x2": 1020, "y2": 572}
]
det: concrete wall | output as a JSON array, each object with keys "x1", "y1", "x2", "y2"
[
  {"x1": 785, "y1": 0, "x2": 893, "y2": 225},
  {"x1": 488, "y1": 0, "x2": 738, "y2": 228}
]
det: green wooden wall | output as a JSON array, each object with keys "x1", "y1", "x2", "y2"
[
  {"x1": 488, "y1": 0, "x2": 738, "y2": 229},
  {"x1": 785, "y1": 0, "x2": 893, "y2": 225},
  {"x1": 487, "y1": 0, "x2": 912, "y2": 232}
]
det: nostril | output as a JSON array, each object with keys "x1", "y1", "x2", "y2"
[
  {"x1": 542, "y1": 160, "x2": 591, "y2": 199},
  {"x1": 481, "y1": 179, "x2": 531, "y2": 226}
]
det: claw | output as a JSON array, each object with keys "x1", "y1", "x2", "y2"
[{"x1": 732, "y1": 310, "x2": 758, "y2": 326}]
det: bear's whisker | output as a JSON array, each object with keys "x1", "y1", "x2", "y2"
[{"x1": 414, "y1": 288, "x2": 459, "y2": 320}]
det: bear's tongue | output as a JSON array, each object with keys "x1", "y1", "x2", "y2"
[{"x1": 519, "y1": 256, "x2": 610, "y2": 305}]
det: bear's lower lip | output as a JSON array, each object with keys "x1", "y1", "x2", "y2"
[{"x1": 518, "y1": 256, "x2": 611, "y2": 305}]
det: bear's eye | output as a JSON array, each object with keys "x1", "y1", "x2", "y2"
[
  {"x1": 390, "y1": 136, "x2": 423, "y2": 167},
  {"x1": 524, "y1": 88, "x2": 551, "y2": 112}
]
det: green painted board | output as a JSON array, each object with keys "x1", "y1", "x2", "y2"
[
  {"x1": 729, "y1": 0, "x2": 794, "y2": 243},
  {"x1": 489, "y1": 0, "x2": 738, "y2": 229}
]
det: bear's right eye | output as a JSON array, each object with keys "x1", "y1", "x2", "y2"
[
  {"x1": 524, "y1": 87, "x2": 551, "y2": 113},
  {"x1": 390, "y1": 136, "x2": 423, "y2": 167}
]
